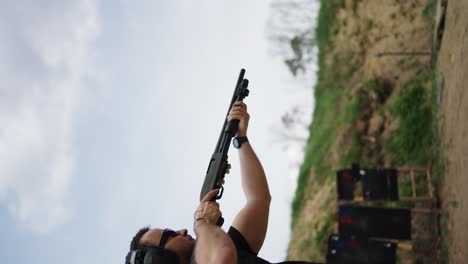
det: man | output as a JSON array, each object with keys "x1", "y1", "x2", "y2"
[{"x1": 126, "y1": 102, "x2": 318, "y2": 264}]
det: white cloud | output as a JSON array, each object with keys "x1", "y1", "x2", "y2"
[{"x1": 0, "y1": 0, "x2": 99, "y2": 233}]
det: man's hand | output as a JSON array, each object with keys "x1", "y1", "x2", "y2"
[
  {"x1": 227, "y1": 101, "x2": 249, "y2": 137},
  {"x1": 193, "y1": 190, "x2": 237, "y2": 264},
  {"x1": 195, "y1": 189, "x2": 222, "y2": 226}
]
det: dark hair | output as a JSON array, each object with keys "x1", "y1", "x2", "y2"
[
  {"x1": 127, "y1": 226, "x2": 180, "y2": 264},
  {"x1": 130, "y1": 226, "x2": 151, "y2": 250}
]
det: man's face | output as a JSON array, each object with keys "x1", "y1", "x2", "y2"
[{"x1": 141, "y1": 228, "x2": 195, "y2": 259}]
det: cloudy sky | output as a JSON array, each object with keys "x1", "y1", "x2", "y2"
[{"x1": 0, "y1": 0, "x2": 318, "y2": 263}]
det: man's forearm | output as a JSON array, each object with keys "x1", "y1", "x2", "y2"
[
  {"x1": 194, "y1": 222, "x2": 237, "y2": 264},
  {"x1": 238, "y1": 142, "x2": 271, "y2": 201}
]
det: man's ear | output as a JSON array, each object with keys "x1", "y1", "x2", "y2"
[{"x1": 144, "y1": 247, "x2": 179, "y2": 264}]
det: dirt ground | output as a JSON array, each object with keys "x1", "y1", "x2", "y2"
[
  {"x1": 436, "y1": 0, "x2": 468, "y2": 263},
  {"x1": 287, "y1": 1, "x2": 466, "y2": 262}
]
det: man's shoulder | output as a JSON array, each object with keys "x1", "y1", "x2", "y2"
[
  {"x1": 228, "y1": 226, "x2": 255, "y2": 254},
  {"x1": 228, "y1": 226, "x2": 271, "y2": 264}
]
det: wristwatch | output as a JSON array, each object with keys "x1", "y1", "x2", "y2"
[{"x1": 233, "y1": 136, "x2": 248, "y2": 149}]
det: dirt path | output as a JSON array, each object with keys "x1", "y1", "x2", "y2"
[{"x1": 436, "y1": 0, "x2": 468, "y2": 263}]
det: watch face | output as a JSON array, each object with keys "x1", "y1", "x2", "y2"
[{"x1": 233, "y1": 138, "x2": 240, "y2": 148}]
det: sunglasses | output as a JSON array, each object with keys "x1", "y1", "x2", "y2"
[{"x1": 159, "y1": 228, "x2": 179, "y2": 248}]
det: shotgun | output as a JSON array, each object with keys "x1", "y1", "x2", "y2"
[{"x1": 199, "y1": 69, "x2": 250, "y2": 226}]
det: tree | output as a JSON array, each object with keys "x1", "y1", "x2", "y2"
[{"x1": 266, "y1": 0, "x2": 319, "y2": 76}]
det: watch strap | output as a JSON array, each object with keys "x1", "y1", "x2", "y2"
[{"x1": 234, "y1": 136, "x2": 248, "y2": 149}]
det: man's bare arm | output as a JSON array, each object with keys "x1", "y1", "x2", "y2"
[
  {"x1": 194, "y1": 221, "x2": 237, "y2": 264},
  {"x1": 228, "y1": 102, "x2": 271, "y2": 254},
  {"x1": 193, "y1": 189, "x2": 237, "y2": 264}
]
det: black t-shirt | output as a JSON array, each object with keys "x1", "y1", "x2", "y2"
[
  {"x1": 227, "y1": 226, "x2": 322, "y2": 264},
  {"x1": 190, "y1": 226, "x2": 320, "y2": 264},
  {"x1": 228, "y1": 226, "x2": 270, "y2": 264}
]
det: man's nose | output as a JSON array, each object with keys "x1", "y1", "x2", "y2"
[{"x1": 177, "y1": 229, "x2": 188, "y2": 236}]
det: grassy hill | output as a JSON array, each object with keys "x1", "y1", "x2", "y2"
[{"x1": 287, "y1": 0, "x2": 443, "y2": 262}]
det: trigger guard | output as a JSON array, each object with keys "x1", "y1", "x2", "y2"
[{"x1": 216, "y1": 186, "x2": 224, "y2": 200}]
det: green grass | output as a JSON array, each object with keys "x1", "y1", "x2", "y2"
[
  {"x1": 339, "y1": 78, "x2": 392, "y2": 168},
  {"x1": 340, "y1": 95, "x2": 362, "y2": 126},
  {"x1": 384, "y1": 71, "x2": 438, "y2": 165},
  {"x1": 384, "y1": 70, "x2": 443, "y2": 209},
  {"x1": 363, "y1": 79, "x2": 392, "y2": 103},
  {"x1": 398, "y1": 173, "x2": 428, "y2": 197},
  {"x1": 291, "y1": 0, "x2": 345, "y2": 227},
  {"x1": 339, "y1": 135, "x2": 360, "y2": 167},
  {"x1": 365, "y1": 19, "x2": 374, "y2": 30},
  {"x1": 290, "y1": 51, "x2": 358, "y2": 225},
  {"x1": 313, "y1": 212, "x2": 334, "y2": 253},
  {"x1": 316, "y1": 0, "x2": 344, "y2": 54},
  {"x1": 291, "y1": 87, "x2": 338, "y2": 224},
  {"x1": 422, "y1": 0, "x2": 436, "y2": 17}
]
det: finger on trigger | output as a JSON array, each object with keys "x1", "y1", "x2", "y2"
[{"x1": 201, "y1": 189, "x2": 220, "y2": 202}]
